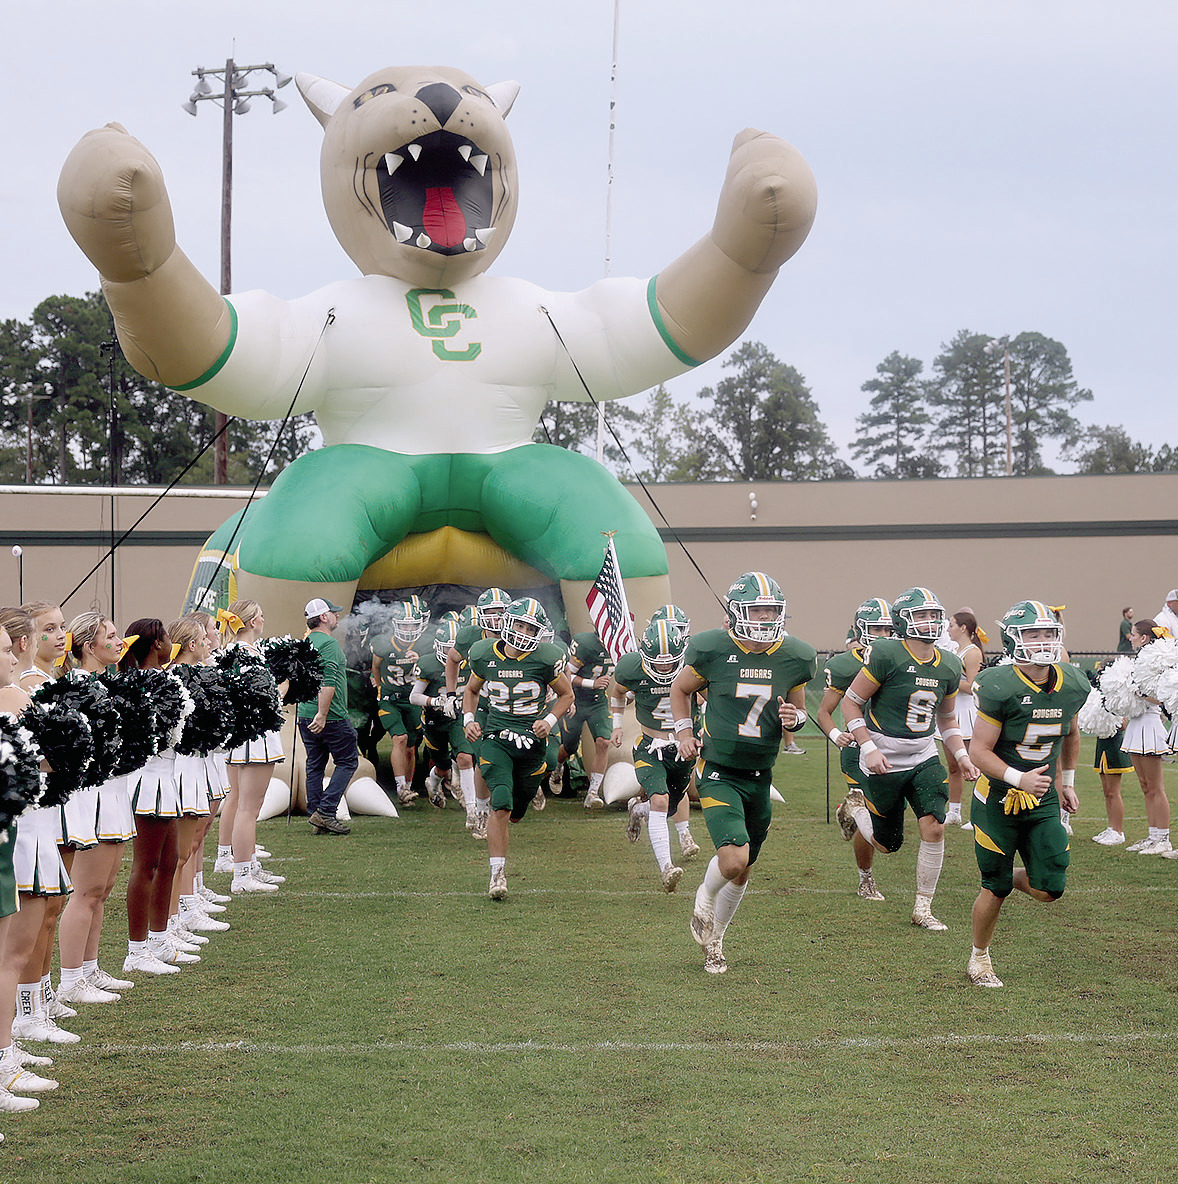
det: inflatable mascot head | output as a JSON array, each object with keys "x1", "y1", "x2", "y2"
[{"x1": 297, "y1": 66, "x2": 520, "y2": 289}]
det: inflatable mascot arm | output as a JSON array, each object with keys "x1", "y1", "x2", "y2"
[{"x1": 58, "y1": 66, "x2": 816, "y2": 636}]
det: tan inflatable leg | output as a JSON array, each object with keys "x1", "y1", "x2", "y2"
[{"x1": 234, "y1": 569, "x2": 361, "y2": 641}]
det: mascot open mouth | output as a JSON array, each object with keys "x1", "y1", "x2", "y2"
[{"x1": 376, "y1": 129, "x2": 495, "y2": 255}]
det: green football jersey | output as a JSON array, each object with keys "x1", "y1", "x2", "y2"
[
  {"x1": 613, "y1": 650, "x2": 676, "y2": 732},
  {"x1": 860, "y1": 639, "x2": 961, "y2": 739},
  {"x1": 973, "y1": 662, "x2": 1090, "y2": 785},
  {"x1": 568, "y1": 631, "x2": 611, "y2": 703},
  {"x1": 468, "y1": 638, "x2": 567, "y2": 735},
  {"x1": 371, "y1": 634, "x2": 419, "y2": 705},
  {"x1": 823, "y1": 646, "x2": 867, "y2": 698},
  {"x1": 684, "y1": 628, "x2": 818, "y2": 770},
  {"x1": 413, "y1": 650, "x2": 446, "y2": 698}
]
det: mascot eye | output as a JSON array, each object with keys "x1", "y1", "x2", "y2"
[
  {"x1": 353, "y1": 83, "x2": 397, "y2": 108},
  {"x1": 461, "y1": 85, "x2": 490, "y2": 102}
]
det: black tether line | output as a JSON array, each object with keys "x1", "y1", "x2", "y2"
[
  {"x1": 538, "y1": 305, "x2": 724, "y2": 611},
  {"x1": 60, "y1": 413, "x2": 237, "y2": 610},
  {"x1": 191, "y1": 308, "x2": 335, "y2": 609}
]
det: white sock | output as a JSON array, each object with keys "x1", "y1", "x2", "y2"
[
  {"x1": 648, "y1": 810, "x2": 672, "y2": 871},
  {"x1": 916, "y1": 839, "x2": 945, "y2": 898},
  {"x1": 195, "y1": 871, "x2": 205, "y2": 893},
  {"x1": 858, "y1": 867, "x2": 874, "y2": 885},
  {"x1": 971, "y1": 946, "x2": 989, "y2": 959},
  {"x1": 850, "y1": 804, "x2": 874, "y2": 842},
  {"x1": 698, "y1": 855, "x2": 728, "y2": 911},
  {"x1": 674, "y1": 819, "x2": 690, "y2": 838},
  {"x1": 476, "y1": 796, "x2": 490, "y2": 818},
  {"x1": 16, "y1": 983, "x2": 38, "y2": 1020},
  {"x1": 128, "y1": 939, "x2": 147, "y2": 955},
  {"x1": 147, "y1": 929, "x2": 168, "y2": 946},
  {"x1": 712, "y1": 880, "x2": 747, "y2": 938},
  {"x1": 82, "y1": 958, "x2": 98, "y2": 978},
  {"x1": 396, "y1": 776, "x2": 408, "y2": 792},
  {"x1": 232, "y1": 861, "x2": 252, "y2": 881},
  {"x1": 217, "y1": 844, "x2": 232, "y2": 860},
  {"x1": 460, "y1": 766, "x2": 476, "y2": 812},
  {"x1": 588, "y1": 772, "x2": 604, "y2": 794},
  {"x1": 489, "y1": 856, "x2": 506, "y2": 874},
  {"x1": 59, "y1": 966, "x2": 85, "y2": 990}
]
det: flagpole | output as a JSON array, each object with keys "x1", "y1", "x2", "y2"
[{"x1": 598, "y1": 0, "x2": 621, "y2": 465}]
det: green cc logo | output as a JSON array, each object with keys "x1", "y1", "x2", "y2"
[{"x1": 405, "y1": 288, "x2": 481, "y2": 361}]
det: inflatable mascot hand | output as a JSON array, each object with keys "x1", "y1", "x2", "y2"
[{"x1": 58, "y1": 66, "x2": 816, "y2": 635}]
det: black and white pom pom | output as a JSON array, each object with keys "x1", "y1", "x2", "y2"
[
  {"x1": 221, "y1": 663, "x2": 284, "y2": 749},
  {"x1": 138, "y1": 668, "x2": 195, "y2": 750},
  {"x1": 170, "y1": 665, "x2": 235, "y2": 756},
  {"x1": 0, "y1": 720, "x2": 46, "y2": 831},
  {"x1": 1076, "y1": 688, "x2": 1122, "y2": 739},
  {"x1": 259, "y1": 635, "x2": 324, "y2": 705},
  {"x1": 32, "y1": 672, "x2": 124, "y2": 785},
  {"x1": 18, "y1": 699, "x2": 93, "y2": 807},
  {"x1": 97, "y1": 669, "x2": 160, "y2": 775}
]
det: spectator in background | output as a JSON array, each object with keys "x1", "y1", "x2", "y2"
[
  {"x1": 1118, "y1": 607, "x2": 1134, "y2": 654},
  {"x1": 1156, "y1": 591, "x2": 1178, "y2": 639}
]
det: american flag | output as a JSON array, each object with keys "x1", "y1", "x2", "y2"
[{"x1": 585, "y1": 537, "x2": 638, "y2": 662}]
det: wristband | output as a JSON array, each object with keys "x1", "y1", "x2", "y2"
[
  {"x1": 673, "y1": 718, "x2": 694, "y2": 733},
  {"x1": 951, "y1": 747, "x2": 968, "y2": 763},
  {"x1": 826, "y1": 728, "x2": 843, "y2": 744},
  {"x1": 785, "y1": 707, "x2": 807, "y2": 732},
  {"x1": 1003, "y1": 765, "x2": 1024, "y2": 789},
  {"x1": 542, "y1": 713, "x2": 558, "y2": 729},
  {"x1": 860, "y1": 740, "x2": 878, "y2": 756},
  {"x1": 612, "y1": 713, "x2": 624, "y2": 729},
  {"x1": 941, "y1": 727, "x2": 962, "y2": 741},
  {"x1": 1060, "y1": 769, "x2": 1075, "y2": 789},
  {"x1": 464, "y1": 712, "x2": 475, "y2": 726}
]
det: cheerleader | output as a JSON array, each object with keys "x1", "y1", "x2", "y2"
[
  {"x1": 51, "y1": 613, "x2": 138, "y2": 1004},
  {"x1": 219, "y1": 602, "x2": 286, "y2": 895},
  {"x1": 165, "y1": 617, "x2": 230, "y2": 936},
  {"x1": 6, "y1": 608, "x2": 77, "y2": 1045},
  {"x1": 943, "y1": 610, "x2": 985, "y2": 829},
  {"x1": 1123, "y1": 620, "x2": 1173, "y2": 855},
  {"x1": 120, "y1": 620, "x2": 200, "y2": 972},
  {"x1": 0, "y1": 620, "x2": 59, "y2": 1107}
]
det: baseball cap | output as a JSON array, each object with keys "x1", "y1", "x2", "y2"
[
  {"x1": 305, "y1": 597, "x2": 346, "y2": 617},
  {"x1": 1166, "y1": 590, "x2": 1178, "y2": 602}
]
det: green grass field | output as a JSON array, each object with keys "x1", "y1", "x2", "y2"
[{"x1": 5, "y1": 736, "x2": 1177, "y2": 1184}]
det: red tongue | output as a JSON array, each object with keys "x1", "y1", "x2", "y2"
[{"x1": 422, "y1": 187, "x2": 466, "y2": 247}]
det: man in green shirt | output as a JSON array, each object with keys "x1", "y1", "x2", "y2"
[{"x1": 297, "y1": 597, "x2": 358, "y2": 835}]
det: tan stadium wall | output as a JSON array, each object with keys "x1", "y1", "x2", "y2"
[{"x1": 0, "y1": 473, "x2": 1174, "y2": 653}]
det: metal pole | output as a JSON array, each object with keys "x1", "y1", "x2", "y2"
[
  {"x1": 1003, "y1": 344, "x2": 1012, "y2": 476},
  {"x1": 215, "y1": 58, "x2": 234, "y2": 486},
  {"x1": 597, "y1": 0, "x2": 622, "y2": 465}
]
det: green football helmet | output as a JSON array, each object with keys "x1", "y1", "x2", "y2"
[
  {"x1": 501, "y1": 597, "x2": 549, "y2": 654},
  {"x1": 433, "y1": 618, "x2": 460, "y2": 663},
  {"x1": 389, "y1": 599, "x2": 427, "y2": 645},
  {"x1": 648, "y1": 604, "x2": 691, "y2": 642},
  {"x1": 852, "y1": 597, "x2": 893, "y2": 647},
  {"x1": 639, "y1": 619, "x2": 687, "y2": 686},
  {"x1": 725, "y1": 572, "x2": 788, "y2": 644},
  {"x1": 998, "y1": 600, "x2": 1064, "y2": 665},
  {"x1": 476, "y1": 587, "x2": 511, "y2": 634},
  {"x1": 891, "y1": 588, "x2": 946, "y2": 642},
  {"x1": 458, "y1": 605, "x2": 478, "y2": 630}
]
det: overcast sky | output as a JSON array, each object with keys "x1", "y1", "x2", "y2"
[{"x1": 5, "y1": 0, "x2": 1175, "y2": 470}]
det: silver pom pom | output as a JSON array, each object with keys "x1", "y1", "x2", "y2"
[
  {"x1": 1099, "y1": 656, "x2": 1145, "y2": 719},
  {"x1": 1077, "y1": 688, "x2": 1121, "y2": 738},
  {"x1": 1133, "y1": 637, "x2": 1178, "y2": 699},
  {"x1": 1155, "y1": 667, "x2": 1178, "y2": 719}
]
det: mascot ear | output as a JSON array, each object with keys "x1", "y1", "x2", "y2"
[
  {"x1": 487, "y1": 81, "x2": 520, "y2": 117},
  {"x1": 296, "y1": 73, "x2": 351, "y2": 128}
]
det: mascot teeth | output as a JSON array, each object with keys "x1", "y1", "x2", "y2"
[
  {"x1": 474, "y1": 227, "x2": 495, "y2": 245},
  {"x1": 415, "y1": 232, "x2": 432, "y2": 248},
  {"x1": 383, "y1": 152, "x2": 403, "y2": 175},
  {"x1": 458, "y1": 144, "x2": 472, "y2": 162},
  {"x1": 407, "y1": 143, "x2": 423, "y2": 161},
  {"x1": 470, "y1": 154, "x2": 488, "y2": 176},
  {"x1": 392, "y1": 221, "x2": 413, "y2": 243}
]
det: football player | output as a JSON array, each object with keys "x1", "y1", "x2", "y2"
[
  {"x1": 463, "y1": 598, "x2": 573, "y2": 901},
  {"x1": 670, "y1": 572, "x2": 817, "y2": 974},
  {"x1": 409, "y1": 618, "x2": 463, "y2": 809},
  {"x1": 816, "y1": 597, "x2": 893, "y2": 902},
  {"x1": 611, "y1": 619, "x2": 698, "y2": 891},
  {"x1": 371, "y1": 599, "x2": 429, "y2": 805},
  {"x1": 559, "y1": 627, "x2": 615, "y2": 809},
  {"x1": 836, "y1": 587, "x2": 977, "y2": 931},
  {"x1": 445, "y1": 589, "x2": 511, "y2": 836},
  {"x1": 964, "y1": 600, "x2": 1088, "y2": 987}
]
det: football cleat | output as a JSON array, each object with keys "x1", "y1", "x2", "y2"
[
  {"x1": 703, "y1": 938, "x2": 727, "y2": 975},
  {"x1": 626, "y1": 797, "x2": 645, "y2": 842},
  {"x1": 679, "y1": 832, "x2": 700, "y2": 860},
  {"x1": 488, "y1": 868, "x2": 508, "y2": 901},
  {"x1": 1091, "y1": 828, "x2": 1125, "y2": 846},
  {"x1": 856, "y1": 872, "x2": 884, "y2": 901},
  {"x1": 911, "y1": 898, "x2": 948, "y2": 931},
  {"x1": 661, "y1": 865, "x2": 684, "y2": 893},
  {"x1": 690, "y1": 883, "x2": 715, "y2": 947},
  {"x1": 967, "y1": 951, "x2": 1004, "y2": 988},
  {"x1": 836, "y1": 788, "x2": 867, "y2": 842}
]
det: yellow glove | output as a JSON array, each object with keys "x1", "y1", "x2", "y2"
[{"x1": 1003, "y1": 787, "x2": 1040, "y2": 815}]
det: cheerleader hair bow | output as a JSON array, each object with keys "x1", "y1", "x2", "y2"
[
  {"x1": 1152, "y1": 626, "x2": 1173, "y2": 640},
  {"x1": 118, "y1": 634, "x2": 138, "y2": 661},
  {"x1": 53, "y1": 631, "x2": 73, "y2": 668},
  {"x1": 975, "y1": 627, "x2": 990, "y2": 646},
  {"x1": 168, "y1": 643, "x2": 182, "y2": 665},
  {"x1": 217, "y1": 609, "x2": 244, "y2": 635}
]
